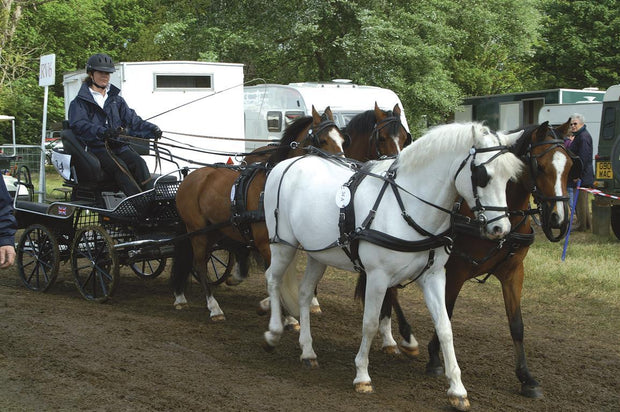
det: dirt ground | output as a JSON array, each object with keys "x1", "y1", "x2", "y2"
[{"x1": 1, "y1": 256, "x2": 618, "y2": 412}]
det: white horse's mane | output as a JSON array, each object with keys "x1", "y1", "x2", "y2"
[{"x1": 396, "y1": 122, "x2": 522, "y2": 180}]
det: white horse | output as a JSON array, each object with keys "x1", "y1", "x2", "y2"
[{"x1": 261, "y1": 122, "x2": 524, "y2": 411}]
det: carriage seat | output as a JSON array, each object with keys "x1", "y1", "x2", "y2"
[{"x1": 60, "y1": 128, "x2": 108, "y2": 184}]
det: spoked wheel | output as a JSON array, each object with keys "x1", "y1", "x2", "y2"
[
  {"x1": 71, "y1": 225, "x2": 119, "y2": 303},
  {"x1": 130, "y1": 257, "x2": 167, "y2": 279},
  {"x1": 192, "y1": 247, "x2": 235, "y2": 286},
  {"x1": 17, "y1": 224, "x2": 60, "y2": 292}
]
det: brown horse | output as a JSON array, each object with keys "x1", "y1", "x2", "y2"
[
  {"x1": 343, "y1": 102, "x2": 412, "y2": 161},
  {"x1": 171, "y1": 106, "x2": 348, "y2": 320},
  {"x1": 357, "y1": 120, "x2": 577, "y2": 398}
]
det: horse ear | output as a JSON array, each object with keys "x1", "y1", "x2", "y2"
[
  {"x1": 324, "y1": 106, "x2": 333, "y2": 120},
  {"x1": 393, "y1": 104, "x2": 401, "y2": 116},
  {"x1": 556, "y1": 118, "x2": 571, "y2": 137},
  {"x1": 503, "y1": 130, "x2": 525, "y2": 146},
  {"x1": 312, "y1": 105, "x2": 321, "y2": 124},
  {"x1": 534, "y1": 121, "x2": 549, "y2": 142},
  {"x1": 374, "y1": 102, "x2": 385, "y2": 121}
]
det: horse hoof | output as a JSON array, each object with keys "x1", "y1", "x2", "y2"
[
  {"x1": 226, "y1": 277, "x2": 243, "y2": 286},
  {"x1": 210, "y1": 314, "x2": 226, "y2": 322},
  {"x1": 398, "y1": 343, "x2": 420, "y2": 358},
  {"x1": 301, "y1": 358, "x2": 319, "y2": 369},
  {"x1": 310, "y1": 305, "x2": 322, "y2": 314},
  {"x1": 174, "y1": 303, "x2": 188, "y2": 310},
  {"x1": 261, "y1": 341, "x2": 276, "y2": 353},
  {"x1": 425, "y1": 363, "x2": 443, "y2": 377},
  {"x1": 449, "y1": 395, "x2": 470, "y2": 411},
  {"x1": 284, "y1": 323, "x2": 300, "y2": 332},
  {"x1": 354, "y1": 381, "x2": 374, "y2": 394},
  {"x1": 520, "y1": 383, "x2": 543, "y2": 399},
  {"x1": 256, "y1": 299, "x2": 270, "y2": 316},
  {"x1": 382, "y1": 345, "x2": 400, "y2": 356}
]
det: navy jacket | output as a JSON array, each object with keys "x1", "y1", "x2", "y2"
[
  {"x1": 68, "y1": 82, "x2": 158, "y2": 153},
  {"x1": 0, "y1": 178, "x2": 16, "y2": 247},
  {"x1": 570, "y1": 125, "x2": 594, "y2": 188}
]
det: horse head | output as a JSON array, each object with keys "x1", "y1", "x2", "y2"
[
  {"x1": 304, "y1": 105, "x2": 348, "y2": 155},
  {"x1": 267, "y1": 106, "x2": 347, "y2": 164},
  {"x1": 457, "y1": 124, "x2": 524, "y2": 240},
  {"x1": 523, "y1": 119, "x2": 578, "y2": 241},
  {"x1": 371, "y1": 102, "x2": 412, "y2": 158}
]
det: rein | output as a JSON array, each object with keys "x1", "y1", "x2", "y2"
[{"x1": 270, "y1": 141, "x2": 511, "y2": 284}]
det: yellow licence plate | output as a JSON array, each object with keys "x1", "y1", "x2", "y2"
[{"x1": 596, "y1": 161, "x2": 613, "y2": 179}]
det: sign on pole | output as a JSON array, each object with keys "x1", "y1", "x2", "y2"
[
  {"x1": 39, "y1": 54, "x2": 56, "y2": 86},
  {"x1": 39, "y1": 53, "x2": 56, "y2": 201}
]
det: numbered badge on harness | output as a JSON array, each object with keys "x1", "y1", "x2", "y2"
[{"x1": 335, "y1": 185, "x2": 351, "y2": 208}]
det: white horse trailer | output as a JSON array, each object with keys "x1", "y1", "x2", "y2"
[
  {"x1": 63, "y1": 61, "x2": 245, "y2": 171},
  {"x1": 244, "y1": 81, "x2": 409, "y2": 153}
]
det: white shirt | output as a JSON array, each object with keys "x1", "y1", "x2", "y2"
[{"x1": 89, "y1": 85, "x2": 110, "y2": 109}]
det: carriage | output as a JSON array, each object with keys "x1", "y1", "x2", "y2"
[{"x1": 13, "y1": 127, "x2": 234, "y2": 303}]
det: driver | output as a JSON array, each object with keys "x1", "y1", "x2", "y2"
[{"x1": 68, "y1": 53, "x2": 162, "y2": 196}]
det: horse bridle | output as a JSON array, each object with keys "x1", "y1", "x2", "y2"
[
  {"x1": 370, "y1": 116, "x2": 411, "y2": 159},
  {"x1": 454, "y1": 137, "x2": 511, "y2": 227},
  {"x1": 524, "y1": 129, "x2": 579, "y2": 241},
  {"x1": 300, "y1": 119, "x2": 348, "y2": 153}
]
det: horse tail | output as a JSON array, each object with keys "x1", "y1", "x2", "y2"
[
  {"x1": 354, "y1": 272, "x2": 367, "y2": 302},
  {"x1": 170, "y1": 232, "x2": 194, "y2": 295},
  {"x1": 355, "y1": 271, "x2": 394, "y2": 323},
  {"x1": 279, "y1": 250, "x2": 301, "y2": 317}
]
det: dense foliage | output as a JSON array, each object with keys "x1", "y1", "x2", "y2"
[{"x1": 1, "y1": 0, "x2": 618, "y2": 143}]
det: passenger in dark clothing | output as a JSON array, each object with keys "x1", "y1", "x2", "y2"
[
  {"x1": 0, "y1": 177, "x2": 16, "y2": 268},
  {"x1": 569, "y1": 113, "x2": 594, "y2": 231},
  {"x1": 68, "y1": 53, "x2": 162, "y2": 196}
]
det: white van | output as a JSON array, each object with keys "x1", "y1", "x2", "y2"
[{"x1": 244, "y1": 81, "x2": 409, "y2": 152}]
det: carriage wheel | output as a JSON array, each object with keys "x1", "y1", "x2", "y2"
[
  {"x1": 17, "y1": 224, "x2": 60, "y2": 292},
  {"x1": 191, "y1": 247, "x2": 235, "y2": 286},
  {"x1": 71, "y1": 225, "x2": 119, "y2": 303},
  {"x1": 130, "y1": 257, "x2": 167, "y2": 279}
]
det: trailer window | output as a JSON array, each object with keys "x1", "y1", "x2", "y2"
[
  {"x1": 154, "y1": 74, "x2": 213, "y2": 90},
  {"x1": 267, "y1": 111, "x2": 282, "y2": 132}
]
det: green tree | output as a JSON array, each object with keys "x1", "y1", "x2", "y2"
[{"x1": 530, "y1": 0, "x2": 620, "y2": 89}]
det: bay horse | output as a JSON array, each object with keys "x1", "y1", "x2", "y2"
[
  {"x1": 171, "y1": 106, "x2": 348, "y2": 321},
  {"x1": 343, "y1": 102, "x2": 412, "y2": 161},
  {"x1": 363, "y1": 120, "x2": 577, "y2": 399},
  {"x1": 262, "y1": 122, "x2": 524, "y2": 410}
]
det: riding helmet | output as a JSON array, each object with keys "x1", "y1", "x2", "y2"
[{"x1": 86, "y1": 53, "x2": 116, "y2": 73}]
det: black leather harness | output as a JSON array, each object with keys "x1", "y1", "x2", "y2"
[{"x1": 230, "y1": 163, "x2": 269, "y2": 244}]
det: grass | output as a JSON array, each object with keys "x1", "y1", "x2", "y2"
[{"x1": 522, "y1": 229, "x2": 619, "y2": 324}]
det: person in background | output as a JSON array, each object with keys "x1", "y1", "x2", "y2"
[
  {"x1": 569, "y1": 113, "x2": 594, "y2": 232},
  {"x1": 68, "y1": 53, "x2": 162, "y2": 196},
  {"x1": 0, "y1": 177, "x2": 16, "y2": 268},
  {"x1": 564, "y1": 131, "x2": 575, "y2": 207}
]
